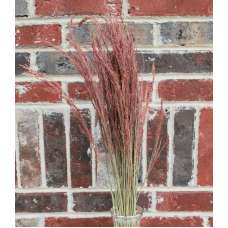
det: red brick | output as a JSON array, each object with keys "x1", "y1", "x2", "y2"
[
  {"x1": 129, "y1": 0, "x2": 212, "y2": 16},
  {"x1": 45, "y1": 216, "x2": 204, "y2": 227},
  {"x1": 16, "y1": 25, "x2": 61, "y2": 47},
  {"x1": 16, "y1": 82, "x2": 62, "y2": 103},
  {"x1": 141, "y1": 217, "x2": 203, "y2": 227},
  {"x1": 198, "y1": 108, "x2": 213, "y2": 186},
  {"x1": 208, "y1": 217, "x2": 213, "y2": 227},
  {"x1": 45, "y1": 217, "x2": 113, "y2": 227},
  {"x1": 68, "y1": 82, "x2": 90, "y2": 100},
  {"x1": 35, "y1": 0, "x2": 122, "y2": 16},
  {"x1": 156, "y1": 192, "x2": 213, "y2": 211},
  {"x1": 158, "y1": 80, "x2": 213, "y2": 101}
]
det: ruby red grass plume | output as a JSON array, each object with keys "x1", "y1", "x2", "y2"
[{"x1": 22, "y1": 16, "x2": 166, "y2": 218}]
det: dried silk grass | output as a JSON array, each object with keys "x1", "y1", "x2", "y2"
[{"x1": 23, "y1": 16, "x2": 166, "y2": 217}]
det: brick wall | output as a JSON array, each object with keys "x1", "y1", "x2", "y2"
[{"x1": 15, "y1": 0, "x2": 213, "y2": 227}]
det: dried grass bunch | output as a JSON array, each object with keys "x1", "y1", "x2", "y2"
[{"x1": 24, "y1": 16, "x2": 166, "y2": 218}]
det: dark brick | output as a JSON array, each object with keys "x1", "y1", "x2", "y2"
[
  {"x1": 208, "y1": 217, "x2": 213, "y2": 227},
  {"x1": 73, "y1": 192, "x2": 112, "y2": 212},
  {"x1": 173, "y1": 109, "x2": 195, "y2": 186},
  {"x1": 70, "y1": 109, "x2": 92, "y2": 187},
  {"x1": 138, "y1": 192, "x2": 152, "y2": 210},
  {"x1": 129, "y1": 23, "x2": 154, "y2": 46},
  {"x1": 15, "y1": 53, "x2": 30, "y2": 75},
  {"x1": 71, "y1": 22, "x2": 153, "y2": 46},
  {"x1": 43, "y1": 112, "x2": 67, "y2": 187},
  {"x1": 141, "y1": 217, "x2": 203, "y2": 227},
  {"x1": 15, "y1": 193, "x2": 67, "y2": 212},
  {"x1": 35, "y1": 0, "x2": 122, "y2": 16},
  {"x1": 160, "y1": 22, "x2": 213, "y2": 47},
  {"x1": 72, "y1": 192, "x2": 152, "y2": 212},
  {"x1": 198, "y1": 108, "x2": 213, "y2": 186},
  {"x1": 156, "y1": 192, "x2": 213, "y2": 211},
  {"x1": 36, "y1": 51, "x2": 213, "y2": 75},
  {"x1": 45, "y1": 217, "x2": 113, "y2": 227},
  {"x1": 70, "y1": 24, "x2": 94, "y2": 45},
  {"x1": 15, "y1": 0, "x2": 28, "y2": 17},
  {"x1": 137, "y1": 52, "x2": 213, "y2": 73},
  {"x1": 36, "y1": 52, "x2": 76, "y2": 75},
  {"x1": 129, "y1": 0, "x2": 212, "y2": 16},
  {"x1": 16, "y1": 218, "x2": 41, "y2": 227},
  {"x1": 147, "y1": 110, "x2": 168, "y2": 186},
  {"x1": 16, "y1": 110, "x2": 41, "y2": 188}
]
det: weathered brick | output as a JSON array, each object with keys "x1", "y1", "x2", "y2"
[
  {"x1": 137, "y1": 52, "x2": 213, "y2": 73},
  {"x1": 95, "y1": 145, "x2": 111, "y2": 187},
  {"x1": 147, "y1": 110, "x2": 168, "y2": 186},
  {"x1": 173, "y1": 109, "x2": 195, "y2": 186},
  {"x1": 129, "y1": 0, "x2": 212, "y2": 16},
  {"x1": 16, "y1": 110, "x2": 41, "y2": 188},
  {"x1": 160, "y1": 22, "x2": 213, "y2": 47},
  {"x1": 43, "y1": 112, "x2": 67, "y2": 187},
  {"x1": 15, "y1": 193, "x2": 67, "y2": 212},
  {"x1": 15, "y1": 53, "x2": 30, "y2": 75},
  {"x1": 71, "y1": 22, "x2": 153, "y2": 46},
  {"x1": 156, "y1": 192, "x2": 213, "y2": 211},
  {"x1": 37, "y1": 52, "x2": 213, "y2": 75},
  {"x1": 68, "y1": 82, "x2": 90, "y2": 100},
  {"x1": 158, "y1": 80, "x2": 213, "y2": 101},
  {"x1": 198, "y1": 108, "x2": 213, "y2": 186},
  {"x1": 70, "y1": 109, "x2": 92, "y2": 187},
  {"x1": 95, "y1": 116, "x2": 149, "y2": 188},
  {"x1": 15, "y1": 0, "x2": 28, "y2": 17},
  {"x1": 141, "y1": 217, "x2": 203, "y2": 227},
  {"x1": 35, "y1": 0, "x2": 122, "y2": 16},
  {"x1": 129, "y1": 23, "x2": 154, "y2": 46},
  {"x1": 45, "y1": 217, "x2": 113, "y2": 227},
  {"x1": 71, "y1": 24, "x2": 93, "y2": 45},
  {"x1": 36, "y1": 52, "x2": 76, "y2": 75},
  {"x1": 16, "y1": 218, "x2": 42, "y2": 227},
  {"x1": 95, "y1": 122, "x2": 111, "y2": 187},
  {"x1": 72, "y1": 192, "x2": 152, "y2": 212},
  {"x1": 16, "y1": 25, "x2": 61, "y2": 47},
  {"x1": 15, "y1": 161, "x2": 18, "y2": 187},
  {"x1": 15, "y1": 82, "x2": 62, "y2": 103}
]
